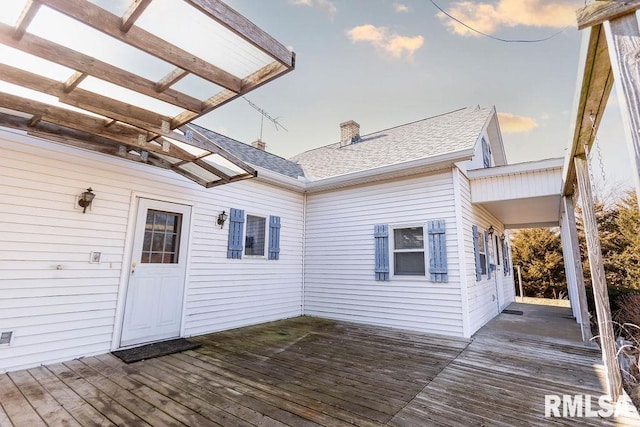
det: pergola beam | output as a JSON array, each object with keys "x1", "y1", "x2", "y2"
[
  {"x1": 563, "y1": 24, "x2": 613, "y2": 196},
  {"x1": 40, "y1": 0, "x2": 243, "y2": 92},
  {"x1": 577, "y1": 0, "x2": 640, "y2": 30},
  {"x1": 0, "y1": 23, "x2": 203, "y2": 113},
  {"x1": 121, "y1": 0, "x2": 153, "y2": 32},
  {"x1": 180, "y1": 124, "x2": 257, "y2": 176},
  {"x1": 155, "y1": 68, "x2": 190, "y2": 93},
  {"x1": 185, "y1": 0, "x2": 293, "y2": 67},
  {"x1": 0, "y1": 63, "x2": 174, "y2": 136},
  {"x1": 13, "y1": 0, "x2": 41, "y2": 41},
  {"x1": 0, "y1": 92, "x2": 194, "y2": 161},
  {"x1": 171, "y1": 60, "x2": 293, "y2": 128}
]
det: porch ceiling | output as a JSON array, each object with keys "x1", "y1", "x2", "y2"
[
  {"x1": 0, "y1": 0, "x2": 294, "y2": 188},
  {"x1": 468, "y1": 158, "x2": 564, "y2": 229}
]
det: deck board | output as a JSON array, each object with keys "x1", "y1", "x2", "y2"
[{"x1": 1, "y1": 306, "x2": 638, "y2": 426}]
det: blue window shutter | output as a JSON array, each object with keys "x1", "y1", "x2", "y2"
[
  {"x1": 428, "y1": 220, "x2": 448, "y2": 282},
  {"x1": 473, "y1": 225, "x2": 482, "y2": 281},
  {"x1": 503, "y1": 240, "x2": 510, "y2": 276},
  {"x1": 227, "y1": 208, "x2": 245, "y2": 259},
  {"x1": 268, "y1": 215, "x2": 281, "y2": 260},
  {"x1": 484, "y1": 231, "x2": 491, "y2": 279},
  {"x1": 482, "y1": 138, "x2": 491, "y2": 168},
  {"x1": 374, "y1": 224, "x2": 389, "y2": 281}
]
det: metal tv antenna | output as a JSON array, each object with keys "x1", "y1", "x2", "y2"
[{"x1": 242, "y1": 96, "x2": 288, "y2": 140}]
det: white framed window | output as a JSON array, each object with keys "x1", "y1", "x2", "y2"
[
  {"x1": 392, "y1": 226, "x2": 426, "y2": 276},
  {"x1": 244, "y1": 214, "x2": 266, "y2": 256},
  {"x1": 477, "y1": 230, "x2": 487, "y2": 276}
]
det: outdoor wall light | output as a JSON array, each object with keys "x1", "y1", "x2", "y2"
[
  {"x1": 217, "y1": 210, "x2": 228, "y2": 228},
  {"x1": 487, "y1": 225, "x2": 495, "y2": 237},
  {"x1": 78, "y1": 187, "x2": 95, "y2": 213}
]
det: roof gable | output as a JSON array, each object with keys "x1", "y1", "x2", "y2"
[{"x1": 291, "y1": 106, "x2": 494, "y2": 180}]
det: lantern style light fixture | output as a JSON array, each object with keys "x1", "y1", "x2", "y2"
[
  {"x1": 487, "y1": 224, "x2": 495, "y2": 237},
  {"x1": 78, "y1": 187, "x2": 95, "y2": 213},
  {"x1": 217, "y1": 210, "x2": 228, "y2": 228}
]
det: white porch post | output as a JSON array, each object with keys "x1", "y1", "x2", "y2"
[
  {"x1": 603, "y1": 10, "x2": 640, "y2": 209},
  {"x1": 575, "y1": 156, "x2": 622, "y2": 401},
  {"x1": 561, "y1": 195, "x2": 592, "y2": 342}
]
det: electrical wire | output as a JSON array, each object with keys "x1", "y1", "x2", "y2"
[{"x1": 429, "y1": 0, "x2": 568, "y2": 43}]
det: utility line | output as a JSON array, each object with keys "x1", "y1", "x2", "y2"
[{"x1": 429, "y1": 0, "x2": 568, "y2": 43}]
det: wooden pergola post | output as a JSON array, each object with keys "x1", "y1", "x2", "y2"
[
  {"x1": 575, "y1": 156, "x2": 622, "y2": 401},
  {"x1": 561, "y1": 195, "x2": 592, "y2": 342}
]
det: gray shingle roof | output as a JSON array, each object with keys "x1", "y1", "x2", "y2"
[
  {"x1": 291, "y1": 106, "x2": 492, "y2": 180},
  {"x1": 192, "y1": 125, "x2": 305, "y2": 179}
]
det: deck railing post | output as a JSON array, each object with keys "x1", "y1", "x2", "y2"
[
  {"x1": 561, "y1": 195, "x2": 592, "y2": 342},
  {"x1": 574, "y1": 156, "x2": 622, "y2": 402}
]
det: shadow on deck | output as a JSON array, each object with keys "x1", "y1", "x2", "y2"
[{"x1": 1, "y1": 305, "x2": 638, "y2": 426}]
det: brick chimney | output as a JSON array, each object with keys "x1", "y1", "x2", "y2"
[
  {"x1": 251, "y1": 138, "x2": 266, "y2": 151},
  {"x1": 340, "y1": 120, "x2": 360, "y2": 147}
]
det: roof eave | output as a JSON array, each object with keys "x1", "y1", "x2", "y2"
[
  {"x1": 253, "y1": 165, "x2": 307, "y2": 191},
  {"x1": 305, "y1": 148, "x2": 475, "y2": 193},
  {"x1": 467, "y1": 158, "x2": 564, "y2": 179}
]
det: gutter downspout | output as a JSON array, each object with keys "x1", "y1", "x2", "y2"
[{"x1": 301, "y1": 192, "x2": 307, "y2": 315}]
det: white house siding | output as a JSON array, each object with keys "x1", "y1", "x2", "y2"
[
  {"x1": 303, "y1": 171, "x2": 465, "y2": 337},
  {"x1": 469, "y1": 167, "x2": 562, "y2": 204},
  {"x1": 456, "y1": 168, "x2": 514, "y2": 336},
  {"x1": 0, "y1": 130, "x2": 303, "y2": 373}
]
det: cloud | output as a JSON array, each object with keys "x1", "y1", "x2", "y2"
[
  {"x1": 498, "y1": 112, "x2": 538, "y2": 133},
  {"x1": 393, "y1": 3, "x2": 410, "y2": 13},
  {"x1": 438, "y1": 0, "x2": 576, "y2": 37},
  {"x1": 346, "y1": 24, "x2": 424, "y2": 59},
  {"x1": 290, "y1": 0, "x2": 337, "y2": 18}
]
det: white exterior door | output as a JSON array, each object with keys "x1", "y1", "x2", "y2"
[{"x1": 121, "y1": 198, "x2": 191, "y2": 347}]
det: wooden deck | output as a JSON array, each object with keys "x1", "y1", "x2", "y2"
[{"x1": 1, "y1": 305, "x2": 639, "y2": 426}]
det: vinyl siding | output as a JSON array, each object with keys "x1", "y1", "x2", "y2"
[
  {"x1": 457, "y1": 168, "x2": 515, "y2": 336},
  {"x1": 0, "y1": 130, "x2": 303, "y2": 373},
  {"x1": 303, "y1": 171, "x2": 465, "y2": 336},
  {"x1": 469, "y1": 168, "x2": 562, "y2": 203}
]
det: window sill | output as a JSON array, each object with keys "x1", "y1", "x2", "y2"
[{"x1": 391, "y1": 276, "x2": 449, "y2": 284}]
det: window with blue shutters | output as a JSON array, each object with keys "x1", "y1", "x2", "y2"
[
  {"x1": 473, "y1": 225, "x2": 488, "y2": 280},
  {"x1": 268, "y1": 215, "x2": 281, "y2": 260},
  {"x1": 227, "y1": 208, "x2": 245, "y2": 259},
  {"x1": 427, "y1": 220, "x2": 448, "y2": 282},
  {"x1": 393, "y1": 226, "x2": 425, "y2": 276},
  {"x1": 374, "y1": 224, "x2": 389, "y2": 281}
]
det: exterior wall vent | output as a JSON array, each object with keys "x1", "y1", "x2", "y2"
[{"x1": 0, "y1": 331, "x2": 13, "y2": 345}]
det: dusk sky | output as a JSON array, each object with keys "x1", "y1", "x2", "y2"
[{"x1": 194, "y1": 0, "x2": 633, "y2": 193}]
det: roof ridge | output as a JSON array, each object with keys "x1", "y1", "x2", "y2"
[
  {"x1": 360, "y1": 106, "x2": 472, "y2": 138},
  {"x1": 291, "y1": 106, "x2": 485, "y2": 159}
]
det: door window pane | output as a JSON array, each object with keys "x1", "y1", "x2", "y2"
[
  {"x1": 141, "y1": 210, "x2": 182, "y2": 263},
  {"x1": 245, "y1": 215, "x2": 266, "y2": 256}
]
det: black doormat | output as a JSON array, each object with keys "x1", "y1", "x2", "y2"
[
  {"x1": 502, "y1": 309, "x2": 524, "y2": 315},
  {"x1": 112, "y1": 338, "x2": 200, "y2": 363}
]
